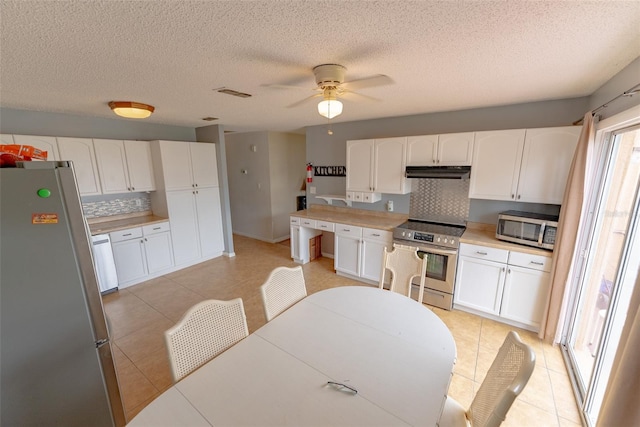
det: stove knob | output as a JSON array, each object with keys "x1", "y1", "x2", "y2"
[
  {"x1": 450, "y1": 239, "x2": 456, "y2": 246},
  {"x1": 444, "y1": 238, "x2": 448, "y2": 244},
  {"x1": 437, "y1": 237, "x2": 441, "y2": 243}
]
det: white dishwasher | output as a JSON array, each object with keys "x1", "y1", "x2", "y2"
[{"x1": 91, "y1": 234, "x2": 119, "y2": 294}]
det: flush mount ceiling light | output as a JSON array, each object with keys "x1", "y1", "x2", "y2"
[
  {"x1": 108, "y1": 101, "x2": 155, "y2": 119},
  {"x1": 317, "y1": 87, "x2": 343, "y2": 119}
]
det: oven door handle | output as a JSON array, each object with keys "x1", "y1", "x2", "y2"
[{"x1": 417, "y1": 247, "x2": 458, "y2": 256}]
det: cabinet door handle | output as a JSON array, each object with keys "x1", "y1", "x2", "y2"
[
  {"x1": 132, "y1": 186, "x2": 135, "y2": 191},
  {"x1": 476, "y1": 251, "x2": 488, "y2": 255},
  {"x1": 507, "y1": 268, "x2": 511, "y2": 274},
  {"x1": 144, "y1": 238, "x2": 148, "y2": 242},
  {"x1": 123, "y1": 233, "x2": 132, "y2": 236},
  {"x1": 511, "y1": 194, "x2": 515, "y2": 199},
  {"x1": 517, "y1": 195, "x2": 521, "y2": 200},
  {"x1": 153, "y1": 227, "x2": 161, "y2": 230},
  {"x1": 530, "y1": 261, "x2": 544, "y2": 265},
  {"x1": 195, "y1": 183, "x2": 198, "y2": 187},
  {"x1": 372, "y1": 233, "x2": 380, "y2": 237},
  {"x1": 343, "y1": 229, "x2": 350, "y2": 232},
  {"x1": 502, "y1": 267, "x2": 506, "y2": 272}
]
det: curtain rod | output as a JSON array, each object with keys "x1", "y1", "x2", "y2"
[{"x1": 573, "y1": 82, "x2": 640, "y2": 125}]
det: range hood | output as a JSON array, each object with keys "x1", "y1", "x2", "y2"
[{"x1": 405, "y1": 166, "x2": 471, "y2": 179}]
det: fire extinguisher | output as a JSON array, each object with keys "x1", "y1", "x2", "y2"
[{"x1": 306, "y1": 163, "x2": 313, "y2": 183}]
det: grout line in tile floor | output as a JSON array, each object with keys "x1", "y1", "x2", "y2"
[{"x1": 103, "y1": 234, "x2": 583, "y2": 426}]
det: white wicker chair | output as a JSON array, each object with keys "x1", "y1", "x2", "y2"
[
  {"x1": 439, "y1": 331, "x2": 536, "y2": 427},
  {"x1": 379, "y1": 243, "x2": 427, "y2": 303},
  {"x1": 164, "y1": 298, "x2": 249, "y2": 382},
  {"x1": 260, "y1": 266, "x2": 307, "y2": 322}
]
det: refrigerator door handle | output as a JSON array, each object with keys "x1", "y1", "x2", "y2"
[{"x1": 95, "y1": 338, "x2": 109, "y2": 348}]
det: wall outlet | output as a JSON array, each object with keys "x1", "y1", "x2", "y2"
[
  {"x1": 135, "y1": 199, "x2": 142, "y2": 207},
  {"x1": 386, "y1": 200, "x2": 394, "y2": 212},
  {"x1": 310, "y1": 186, "x2": 316, "y2": 194}
]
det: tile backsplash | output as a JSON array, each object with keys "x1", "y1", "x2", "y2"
[
  {"x1": 409, "y1": 178, "x2": 470, "y2": 224},
  {"x1": 82, "y1": 194, "x2": 152, "y2": 218}
]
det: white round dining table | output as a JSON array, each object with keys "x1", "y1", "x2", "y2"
[{"x1": 127, "y1": 286, "x2": 457, "y2": 426}]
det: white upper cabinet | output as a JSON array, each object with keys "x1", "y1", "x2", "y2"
[
  {"x1": 437, "y1": 132, "x2": 475, "y2": 165},
  {"x1": 469, "y1": 127, "x2": 580, "y2": 204},
  {"x1": 346, "y1": 137, "x2": 410, "y2": 196},
  {"x1": 94, "y1": 139, "x2": 156, "y2": 194},
  {"x1": 407, "y1": 132, "x2": 474, "y2": 166},
  {"x1": 517, "y1": 126, "x2": 581, "y2": 204},
  {"x1": 469, "y1": 129, "x2": 526, "y2": 201},
  {"x1": 346, "y1": 139, "x2": 375, "y2": 192},
  {"x1": 407, "y1": 135, "x2": 438, "y2": 166},
  {"x1": 124, "y1": 140, "x2": 156, "y2": 192},
  {"x1": 57, "y1": 137, "x2": 102, "y2": 195},
  {"x1": 373, "y1": 137, "x2": 409, "y2": 194},
  {"x1": 190, "y1": 143, "x2": 219, "y2": 188},
  {"x1": 12, "y1": 135, "x2": 60, "y2": 161},
  {"x1": 94, "y1": 139, "x2": 130, "y2": 194},
  {"x1": 153, "y1": 141, "x2": 218, "y2": 191}
]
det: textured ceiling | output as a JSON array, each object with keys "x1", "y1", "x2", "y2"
[{"x1": 1, "y1": 1, "x2": 639, "y2": 133}]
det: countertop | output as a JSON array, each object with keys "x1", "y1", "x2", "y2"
[
  {"x1": 461, "y1": 223, "x2": 553, "y2": 257},
  {"x1": 86, "y1": 211, "x2": 169, "y2": 235},
  {"x1": 291, "y1": 205, "x2": 408, "y2": 231}
]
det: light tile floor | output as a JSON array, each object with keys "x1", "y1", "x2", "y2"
[{"x1": 103, "y1": 235, "x2": 583, "y2": 426}]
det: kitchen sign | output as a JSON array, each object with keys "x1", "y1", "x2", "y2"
[{"x1": 313, "y1": 166, "x2": 346, "y2": 177}]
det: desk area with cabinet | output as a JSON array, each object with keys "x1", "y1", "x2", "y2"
[{"x1": 290, "y1": 205, "x2": 407, "y2": 284}]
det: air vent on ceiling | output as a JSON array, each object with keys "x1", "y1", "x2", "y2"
[
  {"x1": 202, "y1": 117, "x2": 219, "y2": 121},
  {"x1": 216, "y1": 88, "x2": 252, "y2": 98}
]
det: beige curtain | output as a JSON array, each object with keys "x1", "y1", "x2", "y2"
[
  {"x1": 597, "y1": 272, "x2": 640, "y2": 426},
  {"x1": 539, "y1": 112, "x2": 596, "y2": 342}
]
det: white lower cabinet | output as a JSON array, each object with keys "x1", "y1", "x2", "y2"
[
  {"x1": 454, "y1": 243, "x2": 551, "y2": 331},
  {"x1": 360, "y1": 228, "x2": 392, "y2": 282},
  {"x1": 335, "y1": 224, "x2": 362, "y2": 277},
  {"x1": 110, "y1": 222, "x2": 174, "y2": 288},
  {"x1": 334, "y1": 224, "x2": 391, "y2": 283},
  {"x1": 166, "y1": 188, "x2": 224, "y2": 266}
]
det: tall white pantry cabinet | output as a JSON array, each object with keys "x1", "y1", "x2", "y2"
[{"x1": 150, "y1": 141, "x2": 225, "y2": 267}]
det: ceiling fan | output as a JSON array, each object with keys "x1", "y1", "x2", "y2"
[{"x1": 270, "y1": 64, "x2": 394, "y2": 119}]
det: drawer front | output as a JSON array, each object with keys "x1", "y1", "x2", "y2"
[
  {"x1": 110, "y1": 227, "x2": 143, "y2": 242},
  {"x1": 143, "y1": 221, "x2": 171, "y2": 236},
  {"x1": 335, "y1": 223, "x2": 363, "y2": 238},
  {"x1": 363, "y1": 227, "x2": 391, "y2": 243},
  {"x1": 459, "y1": 243, "x2": 508, "y2": 263},
  {"x1": 300, "y1": 218, "x2": 317, "y2": 228},
  {"x1": 508, "y1": 251, "x2": 552, "y2": 272},
  {"x1": 315, "y1": 220, "x2": 335, "y2": 232},
  {"x1": 290, "y1": 216, "x2": 301, "y2": 225}
]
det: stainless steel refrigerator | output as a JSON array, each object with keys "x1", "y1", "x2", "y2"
[{"x1": 1, "y1": 161, "x2": 125, "y2": 426}]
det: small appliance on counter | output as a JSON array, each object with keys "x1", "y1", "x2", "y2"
[{"x1": 496, "y1": 210, "x2": 559, "y2": 250}]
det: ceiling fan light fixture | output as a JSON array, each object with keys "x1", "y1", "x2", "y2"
[
  {"x1": 318, "y1": 99, "x2": 343, "y2": 119},
  {"x1": 108, "y1": 101, "x2": 155, "y2": 119}
]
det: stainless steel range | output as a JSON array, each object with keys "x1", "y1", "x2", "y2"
[{"x1": 392, "y1": 219, "x2": 466, "y2": 310}]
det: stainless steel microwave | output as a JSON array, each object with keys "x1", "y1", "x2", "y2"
[{"x1": 496, "y1": 210, "x2": 558, "y2": 250}]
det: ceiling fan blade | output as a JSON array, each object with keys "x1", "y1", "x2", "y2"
[
  {"x1": 340, "y1": 90, "x2": 381, "y2": 103},
  {"x1": 286, "y1": 93, "x2": 322, "y2": 108},
  {"x1": 342, "y1": 74, "x2": 394, "y2": 90}
]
